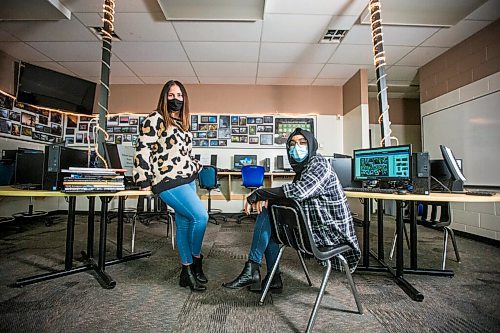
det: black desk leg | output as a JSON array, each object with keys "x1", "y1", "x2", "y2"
[
  {"x1": 117, "y1": 196, "x2": 125, "y2": 259},
  {"x1": 64, "y1": 196, "x2": 76, "y2": 271},
  {"x1": 409, "y1": 201, "x2": 418, "y2": 269},
  {"x1": 362, "y1": 198, "x2": 371, "y2": 267},
  {"x1": 94, "y1": 197, "x2": 116, "y2": 289},
  {"x1": 87, "y1": 197, "x2": 95, "y2": 258},
  {"x1": 377, "y1": 199, "x2": 384, "y2": 260}
]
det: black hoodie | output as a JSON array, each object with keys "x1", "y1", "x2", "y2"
[{"x1": 246, "y1": 128, "x2": 318, "y2": 204}]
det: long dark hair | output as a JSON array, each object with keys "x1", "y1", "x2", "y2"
[{"x1": 156, "y1": 80, "x2": 190, "y2": 131}]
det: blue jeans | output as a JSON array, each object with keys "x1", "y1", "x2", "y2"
[
  {"x1": 248, "y1": 207, "x2": 280, "y2": 274},
  {"x1": 159, "y1": 181, "x2": 208, "y2": 265}
]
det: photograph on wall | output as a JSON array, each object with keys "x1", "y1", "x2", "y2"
[
  {"x1": 192, "y1": 139, "x2": 200, "y2": 147},
  {"x1": 119, "y1": 116, "x2": 129, "y2": 124},
  {"x1": 132, "y1": 135, "x2": 139, "y2": 146},
  {"x1": 38, "y1": 115, "x2": 48, "y2": 125},
  {"x1": 67, "y1": 115, "x2": 78, "y2": 128},
  {"x1": 113, "y1": 126, "x2": 122, "y2": 133},
  {"x1": 66, "y1": 128, "x2": 75, "y2": 135},
  {"x1": 191, "y1": 115, "x2": 198, "y2": 124},
  {"x1": 239, "y1": 127, "x2": 248, "y2": 134},
  {"x1": 0, "y1": 119, "x2": 11, "y2": 134},
  {"x1": 219, "y1": 140, "x2": 227, "y2": 146},
  {"x1": 200, "y1": 116, "x2": 209, "y2": 123},
  {"x1": 107, "y1": 115, "x2": 119, "y2": 126},
  {"x1": 139, "y1": 116, "x2": 146, "y2": 126},
  {"x1": 129, "y1": 126, "x2": 138, "y2": 133},
  {"x1": 0, "y1": 94, "x2": 14, "y2": 110},
  {"x1": 219, "y1": 115, "x2": 229, "y2": 128},
  {"x1": 210, "y1": 140, "x2": 219, "y2": 146},
  {"x1": 260, "y1": 133, "x2": 273, "y2": 145},
  {"x1": 207, "y1": 131, "x2": 217, "y2": 138},
  {"x1": 218, "y1": 128, "x2": 230, "y2": 139},
  {"x1": 255, "y1": 117, "x2": 264, "y2": 124},
  {"x1": 35, "y1": 124, "x2": 45, "y2": 132},
  {"x1": 106, "y1": 135, "x2": 114, "y2": 143},
  {"x1": 8, "y1": 111, "x2": 20, "y2": 122},
  {"x1": 199, "y1": 124, "x2": 208, "y2": 131},
  {"x1": 231, "y1": 116, "x2": 239, "y2": 126},
  {"x1": 79, "y1": 123, "x2": 88, "y2": 131},
  {"x1": 191, "y1": 123, "x2": 198, "y2": 131},
  {"x1": 115, "y1": 135, "x2": 123, "y2": 144},
  {"x1": 249, "y1": 126, "x2": 256, "y2": 135},
  {"x1": 239, "y1": 116, "x2": 247, "y2": 126},
  {"x1": 249, "y1": 136, "x2": 259, "y2": 144},
  {"x1": 80, "y1": 116, "x2": 93, "y2": 122},
  {"x1": 21, "y1": 113, "x2": 36, "y2": 127},
  {"x1": 0, "y1": 108, "x2": 9, "y2": 119},
  {"x1": 107, "y1": 127, "x2": 114, "y2": 133},
  {"x1": 43, "y1": 126, "x2": 51, "y2": 134},
  {"x1": 65, "y1": 136, "x2": 75, "y2": 145},
  {"x1": 129, "y1": 118, "x2": 138, "y2": 125},
  {"x1": 21, "y1": 126, "x2": 32, "y2": 137},
  {"x1": 32, "y1": 132, "x2": 42, "y2": 141},
  {"x1": 11, "y1": 123, "x2": 20, "y2": 136},
  {"x1": 76, "y1": 133, "x2": 83, "y2": 143},
  {"x1": 263, "y1": 116, "x2": 273, "y2": 123},
  {"x1": 200, "y1": 139, "x2": 209, "y2": 147},
  {"x1": 274, "y1": 117, "x2": 314, "y2": 145},
  {"x1": 51, "y1": 124, "x2": 62, "y2": 136},
  {"x1": 208, "y1": 116, "x2": 217, "y2": 123},
  {"x1": 50, "y1": 112, "x2": 62, "y2": 124},
  {"x1": 231, "y1": 135, "x2": 240, "y2": 143},
  {"x1": 231, "y1": 127, "x2": 240, "y2": 134},
  {"x1": 124, "y1": 134, "x2": 132, "y2": 142},
  {"x1": 208, "y1": 124, "x2": 217, "y2": 131},
  {"x1": 247, "y1": 117, "x2": 255, "y2": 124}
]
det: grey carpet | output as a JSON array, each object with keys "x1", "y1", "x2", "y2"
[{"x1": 0, "y1": 214, "x2": 499, "y2": 333}]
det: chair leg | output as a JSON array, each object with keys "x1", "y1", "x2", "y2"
[
  {"x1": 259, "y1": 245, "x2": 285, "y2": 305},
  {"x1": 306, "y1": 259, "x2": 332, "y2": 333},
  {"x1": 389, "y1": 230, "x2": 397, "y2": 260},
  {"x1": 446, "y1": 226, "x2": 461, "y2": 263},
  {"x1": 338, "y1": 254, "x2": 364, "y2": 315},
  {"x1": 442, "y1": 227, "x2": 449, "y2": 270},
  {"x1": 297, "y1": 250, "x2": 313, "y2": 286},
  {"x1": 131, "y1": 214, "x2": 137, "y2": 253},
  {"x1": 209, "y1": 215, "x2": 219, "y2": 225}
]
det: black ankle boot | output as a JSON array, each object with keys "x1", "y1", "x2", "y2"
[
  {"x1": 192, "y1": 255, "x2": 208, "y2": 284},
  {"x1": 222, "y1": 261, "x2": 261, "y2": 291},
  {"x1": 179, "y1": 265, "x2": 206, "y2": 292},
  {"x1": 261, "y1": 272, "x2": 283, "y2": 294}
]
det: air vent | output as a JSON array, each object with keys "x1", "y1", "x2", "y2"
[
  {"x1": 320, "y1": 29, "x2": 348, "y2": 44},
  {"x1": 89, "y1": 27, "x2": 121, "y2": 42}
]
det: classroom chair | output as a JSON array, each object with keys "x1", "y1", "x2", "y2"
[
  {"x1": 198, "y1": 165, "x2": 227, "y2": 225},
  {"x1": 236, "y1": 165, "x2": 265, "y2": 224}
]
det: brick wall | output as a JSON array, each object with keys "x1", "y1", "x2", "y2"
[{"x1": 420, "y1": 19, "x2": 500, "y2": 103}]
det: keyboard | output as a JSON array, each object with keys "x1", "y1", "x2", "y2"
[
  {"x1": 343, "y1": 187, "x2": 396, "y2": 194},
  {"x1": 12, "y1": 184, "x2": 42, "y2": 190},
  {"x1": 465, "y1": 190, "x2": 496, "y2": 196}
]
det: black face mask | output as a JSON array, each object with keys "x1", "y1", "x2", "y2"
[{"x1": 167, "y1": 98, "x2": 183, "y2": 112}]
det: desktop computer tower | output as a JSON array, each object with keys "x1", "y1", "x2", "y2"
[
  {"x1": 43, "y1": 145, "x2": 88, "y2": 190},
  {"x1": 411, "y1": 152, "x2": 430, "y2": 195},
  {"x1": 210, "y1": 154, "x2": 217, "y2": 167},
  {"x1": 263, "y1": 158, "x2": 270, "y2": 172}
]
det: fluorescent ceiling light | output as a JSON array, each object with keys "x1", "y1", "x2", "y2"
[{"x1": 156, "y1": 0, "x2": 265, "y2": 21}]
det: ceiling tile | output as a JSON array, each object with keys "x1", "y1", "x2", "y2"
[
  {"x1": 260, "y1": 43, "x2": 337, "y2": 63},
  {"x1": 0, "y1": 29, "x2": 18, "y2": 42},
  {"x1": 258, "y1": 63, "x2": 323, "y2": 78},
  {"x1": 341, "y1": 25, "x2": 372, "y2": 45},
  {"x1": 256, "y1": 78, "x2": 314, "y2": 85},
  {"x1": 384, "y1": 45, "x2": 415, "y2": 65},
  {"x1": 466, "y1": 0, "x2": 500, "y2": 20},
  {"x1": 318, "y1": 64, "x2": 364, "y2": 79},
  {"x1": 383, "y1": 26, "x2": 440, "y2": 46},
  {"x1": 73, "y1": 12, "x2": 103, "y2": 27},
  {"x1": 114, "y1": 13, "x2": 178, "y2": 41},
  {"x1": 31, "y1": 62, "x2": 75, "y2": 76},
  {"x1": 422, "y1": 19, "x2": 491, "y2": 47},
  {"x1": 127, "y1": 62, "x2": 195, "y2": 77},
  {"x1": 112, "y1": 42, "x2": 188, "y2": 61},
  {"x1": 110, "y1": 76, "x2": 144, "y2": 84},
  {"x1": 59, "y1": 61, "x2": 135, "y2": 77},
  {"x1": 396, "y1": 46, "x2": 448, "y2": 66},
  {"x1": 60, "y1": 0, "x2": 162, "y2": 13},
  {"x1": 28, "y1": 42, "x2": 101, "y2": 61},
  {"x1": 385, "y1": 66, "x2": 419, "y2": 81},
  {"x1": 328, "y1": 44, "x2": 374, "y2": 64},
  {"x1": 0, "y1": 19, "x2": 97, "y2": 42},
  {"x1": 0, "y1": 42, "x2": 52, "y2": 62},
  {"x1": 183, "y1": 42, "x2": 259, "y2": 62},
  {"x1": 262, "y1": 14, "x2": 333, "y2": 43},
  {"x1": 327, "y1": 15, "x2": 359, "y2": 30},
  {"x1": 140, "y1": 76, "x2": 199, "y2": 84},
  {"x1": 173, "y1": 21, "x2": 262, "y2": 42},
  {"x1": 265, "y1": 0, "x2": 367, "y2": 16},
  {"x1": 198, "y1": 77, "x2": 256, "y2": 84},
  {"x1": 312, "y1": 78, "x2": 347, "y2": 86},
  {"x1": 192, "y1": 62, "x2": 257, "y2": 77}
]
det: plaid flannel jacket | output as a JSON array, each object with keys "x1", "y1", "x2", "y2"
[{"x1": 282, "y1": 155, "x2": 361, "y2": 272}]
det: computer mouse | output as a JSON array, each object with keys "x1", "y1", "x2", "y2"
[{"x1": 397, "y1": 189, "x2": 408, "y2": 194}]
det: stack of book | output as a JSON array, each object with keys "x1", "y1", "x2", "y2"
[{"x1": 61, "y1": 167, "x2": 126, "y2": 193}]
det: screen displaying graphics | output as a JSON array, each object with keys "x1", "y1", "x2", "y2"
[
  {"x1": 233, "y1": 154, "x2": 257, "y2": 170},
  {"x1": 353, "y1": 145, "x2": 412, "y2": 181},
  {"x1": 274, "y1": 117, "x2": 314, "y2": 145}
]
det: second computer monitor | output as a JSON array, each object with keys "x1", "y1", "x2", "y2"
[
  {"x1": 353, "y1": 145, "x2": 411, "y2": 181},
  {"x1": 233, "y1": 154, "x2": 257, "y2": 170}
]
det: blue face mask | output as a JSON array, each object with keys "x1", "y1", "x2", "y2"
[{"x1": 289, "y1": 144, "x2": 308, "y2": 162}]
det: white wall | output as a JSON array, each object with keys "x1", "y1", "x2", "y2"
[
  {"x1": 369, "y1": 124, "x2": 422, "y2": 152},
  {"x1": 421, "y1": 71, "x2": 500, "y2": 240}
]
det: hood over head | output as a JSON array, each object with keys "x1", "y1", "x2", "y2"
[{"x1": 286, "y1": 128, "x2": 318, "y2": 175}]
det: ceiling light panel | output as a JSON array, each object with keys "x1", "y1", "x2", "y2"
[{"x1": 157, "y1": 0, "x2": 265, "y2": 21}]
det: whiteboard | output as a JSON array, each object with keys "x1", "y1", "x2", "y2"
[{"x1": 422, "y1": 91, "x2": 500, "y2": 187}]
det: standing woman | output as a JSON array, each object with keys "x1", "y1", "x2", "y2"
[{"x1": 133, "y1": 80, "x2": 208, "y2": 292}]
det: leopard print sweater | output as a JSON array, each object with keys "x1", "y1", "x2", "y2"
[{"x1": 133, "y1": 111, "x2": 201, "y2": 194}]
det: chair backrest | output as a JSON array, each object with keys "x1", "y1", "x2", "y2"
[
  {"x1": 268, "y1": 198, "x2": 322, "y2": 258},
  {"x1": 241, "y1": 165, "x2": 265, "y2": 188},
  {"x1": 198, "y1": 165, "x2": 218, "y2": 190},
  {"x1": 418, "y1": 202, "x2": 451, "y2": 226}
]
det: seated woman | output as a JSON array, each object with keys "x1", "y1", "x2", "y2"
[{"x1": 222, "y1": 128, "x2": 361, "y2": 292}]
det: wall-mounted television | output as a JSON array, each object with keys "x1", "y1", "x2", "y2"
[{"x1": 15, "y1": 62, "x2": 96, "y2": 115}]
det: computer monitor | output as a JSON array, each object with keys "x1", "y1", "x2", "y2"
[
  {"x1": 106, "y1": 143, "x2": 122, "y2": 169},
  {"x1": 353, "y1": 144, "x2": 412, "y2": 181},
  {"x1": 233, "y1": 154, "x2": 257, "y2": 170},
  {"x1": 439, "y1": 145, "x2": 466, "y2": 182},
  {"x1": 105, "y1": 143, "x2": 134, "y2": 177},
  {"x1": 276, "y1": 155, "x2": 292, "y2": 171},
  {"x1": 331, "y1": 158, "x2": 354, "y2": 188},
  {"x1": 15, "y1": 149, "x2": 44, "y2": 186}
]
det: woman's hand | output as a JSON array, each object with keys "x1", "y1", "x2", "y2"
[
  {"x1": 244, "y1": 198, "x2": 268, "y2": 215},
  {"x1": 140, "y1": 186, "x2": 152, "y2": 191}
]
